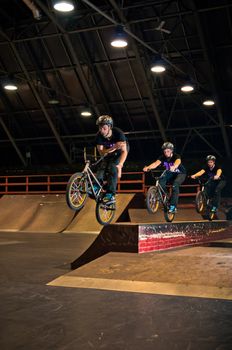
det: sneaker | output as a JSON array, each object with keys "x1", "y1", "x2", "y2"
[
  {"x1": 93, "y1": 184, "x2": 100, "y2": 194},
  {"x1": 88, "y1": 184, "x2": 100, "y2": 196},
  {"x1": 169, "y1": 205, "x2": 177, "y2": 213},
  {"x1": 103, "y1": 193, "x2": 116, "y2": 203},
  {"x1": 211, "y1": 206, "x2": 217, "y2": 213}
]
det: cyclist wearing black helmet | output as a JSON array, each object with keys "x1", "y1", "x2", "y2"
[
  {"x1": 143, "y1": 142, "x2": 186, "y2": 213},
  {"x1": 94, "y1": 115, "x2": 128, "y2": 202},
  {"x1": 191, "y1": 155, "x2": 226, "y2": 212}
]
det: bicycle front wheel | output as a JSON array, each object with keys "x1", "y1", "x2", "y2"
[
  {"x1": 146, "y1": 186, "x2": 160, "y2": 214},
  {"x1": 208, "y1": 210, "x2": 215, "y2": 221},
  {"x1": 195, "y1": 191, "x2": 206, "y2": 213},
  {"x1": 66, "y1": 172, "x2": 88, "y2": 211},
  {"x1": 96, "y1": 200, "x2": 116, "y2": 225},
  {"x1": 164, "y1": 209, "x2": 175, "y2": 223}
]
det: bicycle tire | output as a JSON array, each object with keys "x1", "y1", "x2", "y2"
[
  {"x1": 164, "y1": 209, "x2": 175, "y2": 222},
  {"x1": 66, "y1": 172, "x2": 88, "y2": 211},
  {"x1": 195, "y1": 191, "x2": 206, "y2": 213},
  {"x1": 208, "y1": 211, "x2": 215, "y2": 221},
  {"x1": 146, "y1": 186, "x2": 160, "y2": 214},
  {"x1": 95, "y1": 199, "x2": 116, "y2": 225}
]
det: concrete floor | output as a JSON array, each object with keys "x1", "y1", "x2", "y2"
[{"x1": 1, "y1": 231, "x2": 232, "y2": 350}]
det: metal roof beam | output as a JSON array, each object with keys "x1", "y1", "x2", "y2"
[
  {"x1": 34, "y1": 0, "x2": 100, "y2": 116},
  {"x1": 85, "y1": 0, "x2": 166, "y2": 140},
  {"x1": 190, "y1": 0, "x2": 231, "y2": 157},
  {"x1": 0, "y1": 28, "x2": 72, "y2": 164},
  {"x1": 0, "y1": 117, "x2": 26, "y2": 166}
]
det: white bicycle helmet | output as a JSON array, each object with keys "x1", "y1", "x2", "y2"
[
  {"x1": 162, "y1": 142, "x2": 174, "y2": 150},
  {"x1": 206, "y1": 155, "x2": 216, "y2": 161},
  {"x1": 96, "y1": 115, "x2": 113, "y2": 128}
]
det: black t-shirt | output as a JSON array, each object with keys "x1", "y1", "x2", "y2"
[
  {"x1": 203, "y1": 165, "x2": 224, "y2": 179},
  {"x1": 158, "y1": 153, "x2": 186, "y2": 173},
  {"x1": 95, "y1": 127, "x2": 128, "y2": 158}
]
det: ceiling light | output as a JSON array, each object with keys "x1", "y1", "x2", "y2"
[
  {"x1": 48, "y1": 99, "x2": 59, "y2": 105},
  {"x1": 151, "y1": 65, "x2": 166, "y2": 73},
  {"x1": 150, "y1": 56, "x2": 166, "y2": 73},
  {"x1": 4, "y1": 83, "x2": 18, "y2": 91},
  {"x1": 81, "y1": 107, "x2": 92, "y2": 117},
  {"x1": 111, "y1": 26, "x2": 128, "y2": 48},
  {"x1": 181, "y1": 83, "x2": 194, "y2": 93},
  {"x1": 53, "y1": 1, "x2": 75, "y2": 12},
  {"x1": 3, "y1": 76, "x2": 18, "y2": 91},
  {"x1": 203, "y1": 99, "x2": 215, "y2": 106}
]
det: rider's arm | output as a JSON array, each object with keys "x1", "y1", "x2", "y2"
[
  {"x1": 116, "y1": 141, "x2": 128, "y2": 168},
  {"x1": 214, "y1": 168, "x2": 222, "y2": 179},
  {"x1": 143, "y1": 160, "x2": 161, "y2": 172},
  {"x1": 191, "y1": 169, "x2": 205, "y2": 178},
  {"x1": 170, "y1": 158, "x2": 181, "y2": 171},
  {"x1": 97, "y1": 144, "x2": 116, "y2": 156}
]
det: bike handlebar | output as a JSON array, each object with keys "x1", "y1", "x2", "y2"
[
  {"x1": 150, "y1": 169, "x2": 169, "y2": 180},
  {"x1": 89, "y1": 151, "x2": 119, "y2": 167}
]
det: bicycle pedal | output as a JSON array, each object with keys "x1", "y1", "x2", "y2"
[
  {"x1": 104, "y1": 199, "x2": 116, "y2": 205},
  {"x1": 168, "y1": 208, "x2": 177, "y2": 213}
]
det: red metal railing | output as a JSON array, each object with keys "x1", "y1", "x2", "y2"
[{"x1": 0, "y1": 172, "x2": 199, "y2": 196}]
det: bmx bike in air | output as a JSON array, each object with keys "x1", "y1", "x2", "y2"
[
  {"x1": 66, "y1": 155, "x2": 116, "y2": 226},
  {"x1": 195, "y1": 178, "x2": 218, "y2": 221},
  {"x1": 145, "y1": 170, "x2": 176, "y2": 222}
]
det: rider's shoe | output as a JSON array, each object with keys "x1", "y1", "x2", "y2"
[
  {"x1": 103, "y1": 193, "x2": 116, "y2": 204},
  {"x1": 88, "y1": 184, "x2": 100, "y2": 196},
  {"x1": 93, "y1": 184, "x2": 100, "y2": 194},
  {"x1": 169, "y1": 205, "x2": 177, "y2": 213},
  {"x1": 211, "y1": 206, "x2": 217, "y2": 212}
]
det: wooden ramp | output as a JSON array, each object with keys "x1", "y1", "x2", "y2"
[
  {"x1": 0, "y1": 195, "x2": 41, "y2": 232},
  {"x1": 128, "y1": 208, "x2": 204, "y2": 223},
  {"x1": 0, "y1": 194, "x2": 75, "y2": 233},
  {"x1": 64, "y1": 193, "x2": 135, "y2": 234},
  {"x1": 70, "y1": 220, "x2": 232, "y2": 270},
  {"x1": 21, "y1": 195, "x2": 75, "y2": 233}
]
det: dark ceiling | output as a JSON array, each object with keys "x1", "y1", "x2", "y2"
[{"x1": 0, "y1": 0, "x2": 232, "y2": 168}]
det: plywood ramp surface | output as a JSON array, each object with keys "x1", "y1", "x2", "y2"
[
  {"x1": 0, "y1": 195, "x2": 44, "y2": 232},
  {"x1": 0, "y1": 194, "x2": 74, "y2": 233},
  {"x1": 64, "y1": 193, "x2": 134, "y2": 234},
  {"x1": 129, "y1": 208, "x2": 205, "y2": 223},
  {"x1": 21, "y1": 195, "x2": 75, "y2": 233}
]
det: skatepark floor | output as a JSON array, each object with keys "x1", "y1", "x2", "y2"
[{"x1": 1, "y1": 231, "x2": 232, "y2": 350}]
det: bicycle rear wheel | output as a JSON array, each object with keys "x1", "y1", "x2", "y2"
[
  {"x1": 66, "y1": 172, "x2": 88, "y2": 211},
  {"x1": 95, "y1": 199, "x2": 116, "y2": 225},
  {"x1": 195, "y1": 191, "x2": 206, "y2": 213},
  {"x1": 146, "y1": 186, "x2": 160, "y2": 214}
]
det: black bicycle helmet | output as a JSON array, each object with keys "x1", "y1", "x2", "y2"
[
  {"x1": 162, "y1": 142, "x2": 174, "y2": 150},
  {"x1": 96, "y1": 115, "x2": 113, "y2": 128},
  {"x1": 206, "y1": 155, "x2": 216, "y2": 161}
]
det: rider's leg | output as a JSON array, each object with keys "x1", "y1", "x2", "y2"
[
  {"x1": 94, "y1": 160, "x2": 107, "y2": 193},
  {"x1": 211, "y1": 180, "x2": 226, "y2": 209},
  {"x1": 105, "y1": 159, "x2": 118, "y2": 196},
  {"x1": 158, "y1": 172, "x2": 171, "y2": 193},
  {"x1": 170, "y1": 173, "x2": 186, "y2": 207},
  {"x1": 205, "y1": 179, "x2": 216, "y2": 203}
]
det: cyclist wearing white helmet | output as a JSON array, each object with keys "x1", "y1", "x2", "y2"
[
  {"x1": 191, "y1": 155, "x2": 226, "y2": 212},
  {"x1": 94, "y1": 115, "x2": 128, "y2": 202},
  {"x1": 143, "y1": 142, "x2": 186, "y2": 213}
]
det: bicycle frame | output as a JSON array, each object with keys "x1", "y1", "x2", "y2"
[
  {"x1": 152, "y1": 170, "x2": 170, "y2": 208},
  {"x1": 197, "y1": 178, "x2": 214, "y2": 204},
  {"x1": 81, "y1": 154, "x2": 108, "y2": 201}
]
